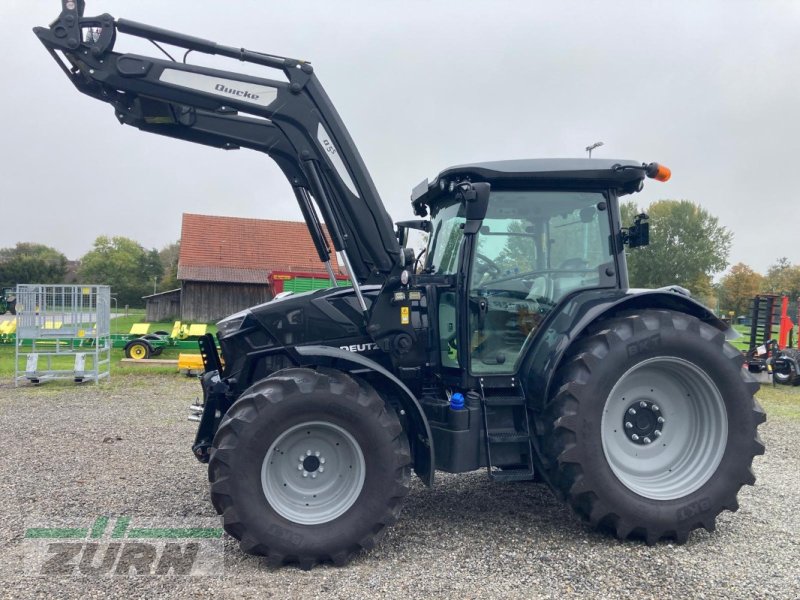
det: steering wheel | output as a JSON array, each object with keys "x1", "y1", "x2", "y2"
[{"x1": 475, "y1": 252, "x2": 501, "y2": 276}]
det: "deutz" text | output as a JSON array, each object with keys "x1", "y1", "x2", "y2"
[{"x1": 340, "y1": 343, "x2": 379, "y2": 352}]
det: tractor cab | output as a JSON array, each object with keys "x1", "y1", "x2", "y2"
[{"x1": 412, "y1": 159, "x2": 658, "y2": 375}]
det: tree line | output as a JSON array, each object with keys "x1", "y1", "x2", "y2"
[
  {"x1": 0, "y1": 237, "x2": 180, "y2": 308},
  {"x1": 621, "y1": 199, "x2": 794, "y2": 316},
  {"x1": 717, "y1": 259, "x2": 800, "y2": 317}
]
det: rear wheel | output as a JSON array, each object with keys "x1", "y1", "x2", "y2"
[
  {"x1": 539, "y1": 310, "x2": 765, "y2": 543},
  {"x1": 209, "y1": 368, "x2": 411, "y2": 569}
]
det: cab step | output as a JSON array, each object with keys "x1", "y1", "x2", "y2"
[
  {"x1": 482, "y1": 395, "x2": 526, "y2": 407},
  {"x1": 487, "y1": 431, "x2": 530, "y2": 443},
  {"x1": 490, "y1": 469, "x2": 535, "y2": 482},
  {"x1": 480, "y1": 381, "x2": 535, "y2": 482}
]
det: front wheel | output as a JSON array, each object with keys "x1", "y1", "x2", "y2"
[
  {"x1": 208, "y1": 368, "x2": 411, "y2": 569},
  {"x1": 539, "y1": 310, "x2": 765, "y2": 544}
]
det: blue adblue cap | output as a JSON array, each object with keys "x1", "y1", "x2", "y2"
[{"x1": 450, "y1": 392, "x2": 465, "y2": 410}]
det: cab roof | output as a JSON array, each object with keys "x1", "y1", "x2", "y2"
[{"x1": 412, "y1": 158, "x2": 646, "y2": 216}]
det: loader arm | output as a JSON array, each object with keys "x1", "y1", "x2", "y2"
[{"x1": 34, "y1": 1, "x2": 403, "y2": 285}]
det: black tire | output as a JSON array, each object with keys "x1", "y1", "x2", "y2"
[
  {"x1": 208, "y1": 367, "x2": 411, "y2": 569},
  {"x1": 124, "y1": 339, "x2": 152, "y2": 360},
  {"x1": 150, "y1": 346, "x2": 164, "y2": 356},
  {"x1": 153, "y1": 330, "x2": 170, "y2": 337},
  {"x1": 773, "y1": 348, "x2": 800, "y2": 385},
  {"x1": 538, "y1": 309, "x2": 765, "y2": 544}
]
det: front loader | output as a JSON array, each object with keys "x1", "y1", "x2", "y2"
[{"x1": 36, "y1": 1, "x2": 765, "y2": 569}]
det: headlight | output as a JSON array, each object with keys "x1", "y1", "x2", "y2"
[{"x1": 216, "y1": 310, "x2": 249, "y2": 338}]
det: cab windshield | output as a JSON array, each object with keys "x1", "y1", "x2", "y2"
[{"x1": 428, "y1": 189, "x2": 615, "y2": 373}]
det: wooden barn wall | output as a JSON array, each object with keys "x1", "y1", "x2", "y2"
[
  {"x1": 145, "y1": 291, "x2": 181, "y2": 322},
  {"x1": 181, "y1": 282, "x2": 271, "y2": 322}
]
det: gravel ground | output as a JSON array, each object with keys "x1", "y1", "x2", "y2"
[{"x1": 0, "y1": 374, "x2": 798, "y2": 599}]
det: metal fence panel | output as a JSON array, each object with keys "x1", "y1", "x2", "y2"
[{"x1": 14, "y1": 284, "x2": 112, "y2": 386}]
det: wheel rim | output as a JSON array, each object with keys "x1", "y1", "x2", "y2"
[
  {"x1": 261, "y1": 421, "x2": 365, "y2": 525},
  {"x1": 601, "y1": 356, "x2": 728, "y2": 501},
  {"x1": 129, "y1": 344, "x2": 147, "y2": 359}
]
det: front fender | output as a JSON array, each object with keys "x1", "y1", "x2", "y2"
[
  {"x1": 521, "y1": 288, "x2": 728, "y2": 408},
  {"x1": 293, "y1": 345, "x2": 434, "y2": 487}
]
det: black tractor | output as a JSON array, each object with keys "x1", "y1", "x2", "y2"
[
  {"x1": 37, "y1": 1, "x2": 765, "y2": 569},
  {"x1": 0, "y1": 288, "x2": 16, "y2": 315}
]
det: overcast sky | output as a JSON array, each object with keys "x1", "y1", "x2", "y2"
[{"x1": 2, "y1": 0, "x2": 799, "y2": 276}]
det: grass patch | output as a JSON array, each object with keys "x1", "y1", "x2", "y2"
[
  {"x1": 0, "y1": 344, "x2": 199, "y2": 379},
  {"x1": 755, "y1": 383, "x2": 800, "y2": 421},
  {"x1": 728, "y1": 323, "x2": 800, "y2": 353}
]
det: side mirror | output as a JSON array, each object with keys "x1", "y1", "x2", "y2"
[
  {"x1": 456, "y1": 182, "x2": 490, "y2": 234},
  {"x1": 463, "y1": 182, "x2": 491, "y2": 221},
  {"x1": 624, "y1": 213, "x2": 650, "y2": 248}
]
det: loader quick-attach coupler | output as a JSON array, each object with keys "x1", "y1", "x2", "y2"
[
  {"x1": 34, "y1": 1, "x2": 115, "y2": 55},
  {"x1": 191, "y1": 371, "x2": 233, "y2": 463}
]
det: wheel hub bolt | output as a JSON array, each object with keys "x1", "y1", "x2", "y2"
[{"x1": 623, "y1": 399, "x2": 664, "y2": 445}]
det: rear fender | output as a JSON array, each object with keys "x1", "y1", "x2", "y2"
[
  {"x1": 293, "y1": 345, "x2": 434, "y2": 486},
  {"x1": 522, "y1": 288, "x2": 729, "y2": 408}
]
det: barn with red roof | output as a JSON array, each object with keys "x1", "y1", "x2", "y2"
[{"x1": 165, "y1": 213, "x2": 346, "y2": 321}]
